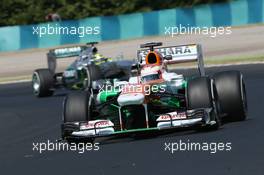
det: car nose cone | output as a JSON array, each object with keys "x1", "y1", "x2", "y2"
[{"x1": 117, "y1": 93, "x2": 145, "y2": 106}]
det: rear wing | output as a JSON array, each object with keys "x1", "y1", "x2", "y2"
[
  {"x1": 137, "y1": 44, "x2": 205, "y2": 76},
  {"x1": 48, "y1": 46, "x2": 87, "y2": 59},
  {"x1": 47, "y1": 46, "x2": 87, "y2": 74}
]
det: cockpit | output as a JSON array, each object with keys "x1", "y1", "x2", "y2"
[{"x1": 141, "y1": 73, "x2": 160, "y2": 83}]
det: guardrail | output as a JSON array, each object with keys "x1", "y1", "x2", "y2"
[{"x1": 0, "y1": 0, "x2": 263, "y2": 52}]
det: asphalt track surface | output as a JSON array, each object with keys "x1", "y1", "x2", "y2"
[{"x1": 0, "y1": 64, "x2": 264, "y2": 175}]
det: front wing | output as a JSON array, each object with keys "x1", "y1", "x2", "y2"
[{"x1": 62, "y1": 108, "x2": 215, "y2": 140}]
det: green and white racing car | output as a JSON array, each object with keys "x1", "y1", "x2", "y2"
[{"x1": 61, "y1": 42, "x2": 248, "y2": 142}]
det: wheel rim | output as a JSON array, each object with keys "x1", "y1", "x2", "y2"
[{"x1": 32, "y1": 72, "x2": 40, "y2": 95}]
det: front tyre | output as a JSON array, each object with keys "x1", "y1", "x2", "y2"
[
  {"x1": 63, "y1": 91, "x2": 92, "y2": 123},
  {"x1": 32, "y1": 69, "x2": 54, "y2": 97},
  {"x1": 62, "y1": 91, "x2": 94, "y2": 141}
]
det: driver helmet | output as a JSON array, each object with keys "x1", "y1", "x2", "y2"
[
  {"x1": 141, "y1": 65, "x2": 162, "y2": 83},
  {"x1": 92, "y1": 46, "x2": 98, "y2": 54}
]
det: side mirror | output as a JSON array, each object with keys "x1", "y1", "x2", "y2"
[{"x1": 164, "y1": 55, "x2": 172, "y2": 60}]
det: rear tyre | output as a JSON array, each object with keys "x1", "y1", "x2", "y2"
[
  {"x1": 213, "y1": 71, "x2": 247, "y2": 122},
  {"x1": 187, "y1": 77, "x2": 220, "y2": 130},
  {"x1": 32, "y1": 69, "x2": 54, "y2": 97}
]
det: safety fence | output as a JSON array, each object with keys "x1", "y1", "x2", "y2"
[{"x1": 0, "y1": 0, "x2": 263, "y2": 52}]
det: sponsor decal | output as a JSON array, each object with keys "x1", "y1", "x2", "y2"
[
  {"x1": 63, "y1": 70, "x2": 76, "y2": 77},
  {"x1": 157, "y1": 111, "x2": 187, "y2": 121},
  {"x1": 54, "y1": 46, "x2": 82, "y2": 55},
  {"x1": 138, "y1": 45, "x2": 198, "y2": 62},
  {"x1": 80, "y1": 120, "x2": 114, "y2": 130}
]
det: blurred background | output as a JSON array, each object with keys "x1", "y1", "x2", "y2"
[
  {"x1": 0, "y1": 0, "x2": 263, "y2": 81},
  {"x1": 0, "y1": 0, "x2": 229, "y2": 26}
]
